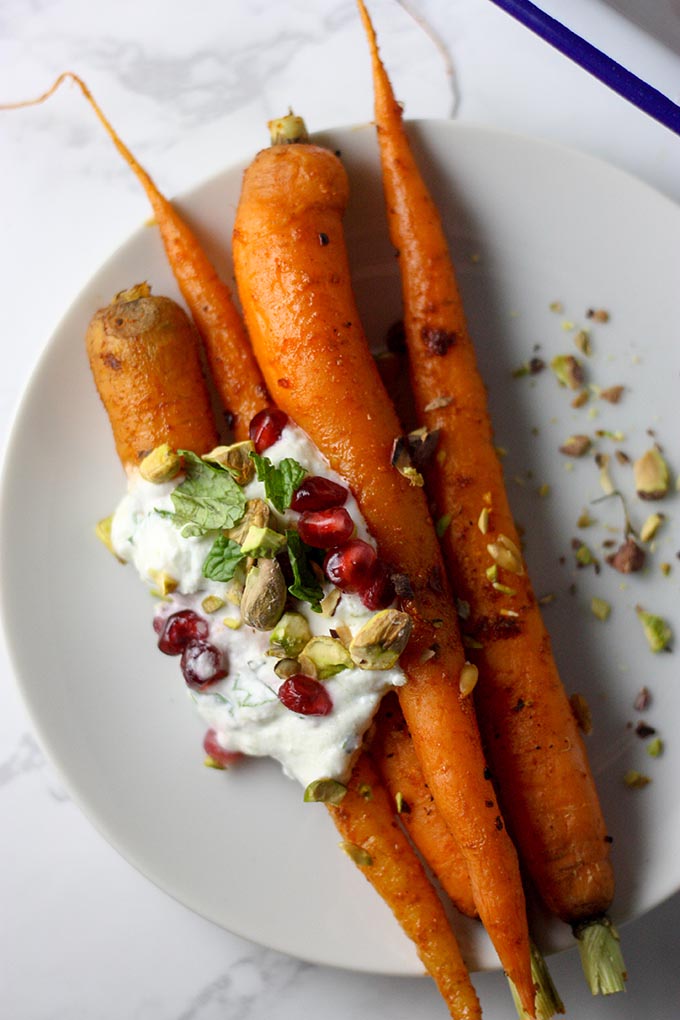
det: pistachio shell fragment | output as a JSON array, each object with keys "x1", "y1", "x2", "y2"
[
  {"x1": 240, "y1": 559, "x2": 287, "y2": 631},
  {"x1": 269, "y1": 612, "x2": 312, "y2": 658},
  {"x1": 139, "y1": 443, "x2": 182, "y2": 484},
  {"x1": 304, "y1": 778, "x2": 347, "y2": 805},
  {"x1": 320, "y1": 587, "x2": 341, "y2": 617},
  {"x1": 301, "y1": 636, "x2": 352, "y2": 680},
  {"x1": 349, "y1": 609, "x2": 413, "y2": 670},
  {"x1": 203, "y1": 440, "x2": 256, "y2": 485},
  {"x1": 339, "y1": 841, "x2": 373, "y2": 867},
  {"x1": 634, "y1": 448, "x2": 670, "y2": 500},
  {"x1": 606, "y1": 538, "x2": 645, "y2": 574},
  {"x1": 273, "y1": 657, "x2": 299, "y2": 680},
  {"x1": 559, "y1": 435, "x2": 591, "y2": 458},
  {"x1": 636, "y1": 607, "x2": 672, "y2": 653}
]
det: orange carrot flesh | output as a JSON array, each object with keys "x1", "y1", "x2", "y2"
[
  {"x1": 357, "y1": 0, "x2": 614, "y2": 927},
  {"x1": 371, "y1": 693, "x2": 478, "y2": 920},
  {"x1": 332, "y1": 754, "x2": 482, "y2": 1020},
  {"x1": 232, "y1": 138, "x2": 536, "y2": 1015},
  {"x1": 86, "y1": 285, "x2": 219, "y2": 467},
  {"x1": 6, "y1": 73, "x2": 270, "y2": 440}
]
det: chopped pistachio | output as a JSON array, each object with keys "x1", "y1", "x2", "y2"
[
  {"x1": 623, "y1": 770, "x2": 651, "y2": 790},
  {"x1": 500, "y1": 608, "x2": 519, "y2": 618},
  {"x1": 569, "y1": 693, "x2": 593, "y2": 735},
  {"x1": 95, "y1": 514, "x2": 123, "y2": 560},
  {"x1": 478, "y1": 507, "x2": 490, "y2": 534},
  {"x1": 329, "y1": 623, "x2": 353, "y2": 649},
  {"x1": 634, "y1": 687, "x2": 651, "y2": 712},
  {"x1": 240, "y1": 559, "x2": 287, "y2": 631},
  {"x1": 577, "y1": 511, "x2": 597, "y2": 528},
  {"x1": 139, "y1": 443, "x2": 182, "y2": 484},
  {"x1": 203, "y1": 440, "x2": 256, "y2": 485},
  {"x1": 573, "y1": 329, "x2": 592, "y2": 355},
  {"x1": 297, "y1": 652, "x2": 317, "y2": 679},
  {"x1": 597, "y1": 454, "x2": 615, "y2": 495},
  {"x1": 512, "y1": 362, "x2": 530, "y2": 378},
  {"x1": 459, "y1": 662, "x2": 479, "y2": 697},
  {"x1": 304, "y1": 778, "x2": 347, "y2": 805},
  {"x1": 358, "y1": 783, "x2": 373, "y2": 800},
  {"x1": 538, "y1": 483, "x2": 550, "y2": 498},
  {"x1": 634, "y1": 448, "x2": 670, "y2": 500},
  {"x1": 228, "y1": 498, "x2": 270, "y2": 544},
  {"x1": 647, "y1": 737, "x2": 664, "y2": 758},
  {"x1": 495, "y1": 445, "x2": 508, "y2": 458},
  {"x1": 636, "y1": 607, "x2": 672, "y2": 653},
  {"x1": 487, "y1": 534, "x2": 524, "y2": 575},
  {"x1": 423, "y1": 395, "x2": 453, "y2": 412},
  {"x1": 201, "y1": 595, "x2": 225, "y2": 614},
  {"x1": 436, "y1": 448, "x2": 447, "y2": 466},
  {"x1": 588, "y1": 308, "x2": 610, "y2": 323},
  {"x1": 575, "y1": 544, "x2": 595, "y2": 567},
  {"x1": 418, "y1": 647, "x2": 437, "y2": 664},
  {"x1": 560, "y1": 435, "x2": 591, "y2": 458},
  {"x1": 486, "y1": 564, "x2": 498, "y2": 582},
  {"x1": 301, "y1": 636, "x2": 352, "y2": 680},
  {"x1": 571, "y1": 390, "x2": 589, "y2": 408},
  {"x1": 222, "y1": 616, "x2": 242, "y2": 630},
  {"x1": 435, "y1": 513, "x2": 452, "y2": 538},
  {"x1": 390, "y1": 435, "x2": 424, "y2": 487},
  {"x1": 660, "y1": 562, "x2": 671, "y2": 576},
  {"x1": 606, "y1": 538, "x2": 645, "y2": 574},
  {"x1": 493, "y1": 582, "x2": 516, "y2": 596},
  {"x1": 239, "y1": 525, "x2": 286, "y2": 558},
  {"x1": 149, "y1": 570, "x2": 178, "y2": 596},
  {"x1": 590, "y1": 597, "x2": 611, "y2": 622},
  {"x1": 339, "y1": 842, "x2": 373, "y2": 867},
  {"x1": 549, "y1": 300, "x2": 563, "y2": 313},
  {"x1": 600, "y1": 385, "x2": 624, "y2": 404},
  {"x1": 349, "y1": 609, "x2": 413, "y2": 670},
  {"x1": 538, "y1": 593, "x2": 556, "y2": 606},
  {"x1": 395, "y1": 791, "x2": 410, "y2": 814},
  {"x1": 561, "y1": 319, "x2": 575, "y2": 331},
  {"x1": 268, "y1": 612, "x2": 312, "y2": 658},
  {"x1": 551, "y1": 354, "x2": 584, "y2": 389},
  {"x1": 320, "y1": 587, "x2": 341, "y2": 617},
  {"x1": 596, "y1": 429, "x2": 625, "y2": 442},
  {"x1": 204, "y1": 756, "x2": 226, "y2": 771},
  {"x1": 456, "y1": 599, "x2": 470, "y2": 620},
  {"x1": 462, "y1": 634, "x2": 483, "y2": 649},
  {"x1": 640, "y1": 513, "x2": 665, "y2": 542},
  {"x1": 273, "y1": 657, "x2": 299, "y2": 679}
]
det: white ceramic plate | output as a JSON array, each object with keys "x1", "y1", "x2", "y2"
[{"x1": 1, "y1": 121, "x2": 678, "y2": 977}]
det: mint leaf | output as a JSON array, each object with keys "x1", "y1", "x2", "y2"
[
  {"x1": 202, "y1": 535, "x2": 246, "y2": 582},
  {"x1": 286, "y1": 530, "x2": 323, "y2": 612},
  {"x1": 251, "y1": 454, "x2": 306, "y2": 513},
  {"x1": 164, "y1": 451, "x2": 247, "y2": 535}
]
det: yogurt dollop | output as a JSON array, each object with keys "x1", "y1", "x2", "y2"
[{"x1": 111, "y1": 424, "x2": 406, "y2": 788}]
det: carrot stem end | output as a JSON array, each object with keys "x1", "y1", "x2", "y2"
[
  {"x1": 508, "y1": 940, "x2": 565, "y2": 1019},
  {"x1": 574, "y1": 916, "x2": 627, "y2": 995}
]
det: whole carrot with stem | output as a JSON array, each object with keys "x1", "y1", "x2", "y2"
[
  {"x1": 357, "y1": 0, "x2": 624, "y2": 995},
  {"x1": 232, "y1": 115, "x2": 536, "y2": 1016},
  {"x1": 2, "y1": 74, "x2": 269, "y2": 440}
]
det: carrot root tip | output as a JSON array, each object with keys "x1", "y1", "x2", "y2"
[
  {"x1": 508, "y1": 940, "x2": 565, "y2": 1020},
  {"x1": 573, "y1": 916, "x2": 627, "y2": 995}
]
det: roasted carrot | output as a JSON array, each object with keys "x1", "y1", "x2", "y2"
[
  {"x1": 371, "y1": 693, "x2": 477, "y2": 920},
  {"x1": 4, "y1": 74, "x2": 269, "y2": 439},
  {"x1": 232, "y1": 119, "x2": 536, "y2": 1015},
  {"x1": 332, "y1": 754, "x2": 482, "y2": 1020},
  {"x1": 357, "y1": 0, "x2": 624, "y2": 994},
  {"x1": 86, "y1": 283, "x2": 219, "y2": 467}
]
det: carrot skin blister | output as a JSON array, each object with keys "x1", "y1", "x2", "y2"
[
  {"x1": 232, "y1": 139, "x2": 536, "y2": 1014},
  {"x1": 356, "y1": 0, "x2": 614, "y2": 932}
]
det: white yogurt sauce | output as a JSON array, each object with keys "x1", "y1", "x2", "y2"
[{"x1": 111, "y1": 424, "x2": 406, "y2": 788}]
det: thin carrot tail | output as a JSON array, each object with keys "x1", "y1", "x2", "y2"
[
  {"x1": 508, "y1": 941, "x2": 565, "y2": 1020},
  {"x1": 573, "y1": 916, "x2": 627, "y2": 995}
]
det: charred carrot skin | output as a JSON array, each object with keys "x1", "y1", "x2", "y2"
[
  {"x1": 12, "y1": 73, "x2": 270, "y2": 440},
  {"x1": 357, "y1": 0, "x2": 614, "y2": 927},
  {"x1": 371, "y1": 693, "x2": 478, "y2": 920},
  {"x1": 232, "y1": 139, "x2": 536, "y2": 1015},
  {"x1": 331, "y1": 754, "x2": 482, "y2": 1020},
  {"x1": 85, "y1": 285, "x2": 219, "y2": 468}
]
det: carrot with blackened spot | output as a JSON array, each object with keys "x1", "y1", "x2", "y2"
[
  {"x1": 357, "y1": 0, "x2": 624, "y2": 995},
  {"x1": 232, "y1": 116, "x2": 536, "y2": 1015},
  {"x1": 4, "y1": 74, "x2": 269, "y2": 439},
  {"x1": 331, "y1": 754, "x2": 481, "y2": 1020},
  {"x1": 86, "y1": 283, "x2": 218, "y2": 467}
]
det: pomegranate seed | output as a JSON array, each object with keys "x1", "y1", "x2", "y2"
[
  {"x1": 158, "y1": 610, "x2": 209, "y2": 655},
  {"x1": 249, "y1": 408, "x2": 288, "y2": 453},
  {"x1": 152, "y1": 614, "x2": 165, "y2": 635},
  {"x1": 181, "y1": 639, "x2": 227, "y2": 690},
  {"x1": 291, "y1": 476, "x2": 348, "y2": 512},
  {"x1": 277, "y1": 674, "x2": 333, "y2": 716},
  {"x1": 298, "y1": 507, "x2": 354, "y2": 548},
  {"x1": 361, "y1": 562, "x2": 395, "y2": 610},
  {"x1": 203, "y1": 729, "x2": 242, "y2": 767},
  {"x1": 324, "y1": 539, "x2": 377, "y2": 593}
]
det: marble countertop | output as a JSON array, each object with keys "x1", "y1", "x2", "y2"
[{"x1": 1, "y1": 1, "x2": 679, "y2": 1017}]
